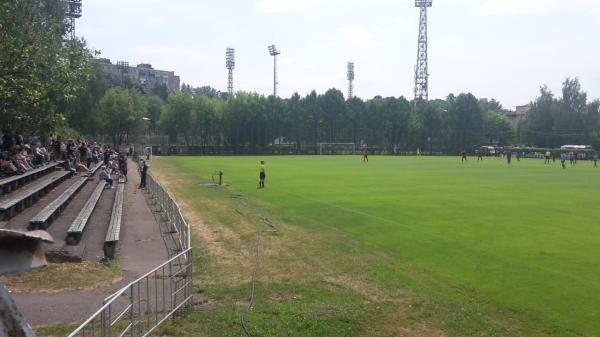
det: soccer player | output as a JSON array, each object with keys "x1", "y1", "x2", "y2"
[
  {"x1": 507, "y1": 151, "x2": 512, "y2": 164},
  {"x1": 259, "y1": 160, "x2": 266, "y2": 189},
  {"x1": 461, "y1": 150, "x2": 467, "y2": 162},
  {"x1": 593, "y1": 153, "x2": 598, "y2": 168},
  {"x1": 476, "y1": 149, "x2": 483, "y2": 162},
  {"x1": 545, "y1": 150, "x2": 551, "y2": 165},
  {"x1": 561, "y1": 153, "x2": 567, "y2": 169},
  {"x1": 363, "y1": 147, "x2": 369, "y2": 163}
]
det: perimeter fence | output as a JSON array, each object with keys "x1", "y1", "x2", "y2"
[{"x1": 68, "y1": 167, "x2": 193, "y2": 337}]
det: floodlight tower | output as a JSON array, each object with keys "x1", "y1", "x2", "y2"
[
  {"x1": 65, "y1": 0, "x2": 82, "y2": 41},
  {"x1": 226, "y1": 47, "x2": 235, "y2": 98},
  {"x1": 347, "y1": 62, "x2": 355, "y2": 99},
  {"x1": 268, "y1": 44, "x2": 281, "y2": 97},
  {"x1": 414, "y1": 0, "x2": 432, "y2": 104}
]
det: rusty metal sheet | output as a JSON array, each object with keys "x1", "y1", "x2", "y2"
[{"x1": 0, "y1": 229, "x2": 54, "y2": 276}]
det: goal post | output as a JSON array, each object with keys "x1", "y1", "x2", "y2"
[{"x1": 318, "y1": 143, "x2": 357, "y2": 155}]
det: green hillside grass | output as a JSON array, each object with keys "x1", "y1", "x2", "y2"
[{"x1": 153, "y1": 156, "x2": 599, "y2": 337}]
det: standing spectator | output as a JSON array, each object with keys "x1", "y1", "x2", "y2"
[
  {"x1": 139, "y1": 159, "x2": 148, "y2": 188},
  {"x1": 119, "y1": 154, "x2": 128, "y2": 183}
]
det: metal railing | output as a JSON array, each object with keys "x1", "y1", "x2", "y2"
[
  {"x1": 146, "y1": 173, "x2": 191, "y2": 252},
  {"x1": 69, "y1": 168, "x2": 193, "y2": 337}
]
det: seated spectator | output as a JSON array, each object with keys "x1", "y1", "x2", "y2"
[
  {"x1": 14, "y1": 148, "x2": 33, "y2": 171},
  {"x1": 0, "y1": 152, "x2": 22, "y2": 176},
  {"x1": 64, "y1": 156, "x2": 77, "y2": 174},
  {"x1": 32, "y1": 143, "x2": 45, "y2": 166},
  {"x1": 99, "y1": 166, "x2": 114, "y2": 188}
]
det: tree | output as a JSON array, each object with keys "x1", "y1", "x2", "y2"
[
  {"x1": 448, "y1": 93, "x2": 484, "y2": 150},
  {"x1": 96, "y1": 88, "x2": 147, "y2": 147},
  {"x1": 0, "y1": 0, "x2": 96, "y2": 135},
  {"x1": 159, "y1": 92, "x2": 194, "y2": 145},
  {"x1": 482, "y1": 111, "x2": 515, "y2": 146}
]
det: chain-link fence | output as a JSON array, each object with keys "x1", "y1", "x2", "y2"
[{"x1": 68, "y1": 167, "x2": 193, "y2": 337}]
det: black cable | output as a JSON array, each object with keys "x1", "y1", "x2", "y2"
[{"x1": 227, "y1": 192, "x2": 277, "y2": 337}]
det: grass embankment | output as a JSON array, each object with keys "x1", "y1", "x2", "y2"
[
  {"x1": 1, "y1": 259, "x2": 121, "y2": 293},
  {"x1": 152, "y1": 156, "x2": 600, "y2": 337}
]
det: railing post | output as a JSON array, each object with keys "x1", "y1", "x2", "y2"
[{"x1": 130, "y1": 285, "x2": 135, "y2": 337}]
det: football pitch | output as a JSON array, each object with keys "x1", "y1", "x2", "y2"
[{"x1": 153, "y1": 155, "x2": 599, "y2": 337}]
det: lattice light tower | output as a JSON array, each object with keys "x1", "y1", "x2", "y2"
[
  {"x1": 347, "y1": 62, "x2": 355, "y2": 99},
  {"x1": 65, "y1": 0, "x2": 82, "y2": 41},
  {"x1": 414, "y1": 0, "x2": 432, "y2": 104},
  {"x1": 268, "y1": 44, "x2": 281, "y2": 97},
  {"x1": 226, "y1": 47, "x2": 235, "y2": 98}
]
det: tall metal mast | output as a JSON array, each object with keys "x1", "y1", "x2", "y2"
[
  {"x1": 347, "y1": 62, "x2": 355, "y2": 99},
  {"x1": 65, "y1": 0, "x2": 82, "y2": 41},
  {"x1": 268, "y1": 44, "x2": 281, "y2": 97},
  {"x1": 226, "y1": 47, "x2": 235, "y2": 98},
  {"x1": 414, "y1": 0, "x2": 432, "y2": 104}
]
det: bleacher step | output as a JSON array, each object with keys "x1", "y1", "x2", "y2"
[
  {"x1": 0, "y1": 170, "x2": 71, "y2": 221},
  {"x1": 66, "y1": 181, "x2": 107, "y2": 245},
  {"x1": 29, "y1": 176, "x2": 89, "y2": 230}
]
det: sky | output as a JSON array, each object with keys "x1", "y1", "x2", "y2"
[{"x1": 77, "y1": 0, "x2": 600, "y2": 109}]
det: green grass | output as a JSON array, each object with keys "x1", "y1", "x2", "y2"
[{"x1": 153, "y1": 156, "x2": 600, "y2": 337}]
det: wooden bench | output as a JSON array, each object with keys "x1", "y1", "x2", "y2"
[
  {"x1": 29, "y1": 176, "x2": 88, "y2": 230},
  {"x1": 0, "y1": 170, "x2": 71, "y2": 221},
  {"x1": 0, "y1": 162, "x2": 63, "y2": 196},
  {"x1": 65, "y1": 181, "x2": 106, "y2": 245},
  {"x1": 103, "y1": 183, "x2": 124, "y2": 259}
]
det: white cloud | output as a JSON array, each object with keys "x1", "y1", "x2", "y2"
[
  {"x1": 337, "y1": 25, "x2": 375, "y2": 46},
  {"x1": 394, "y1": 16, "x2": 408, "y2": 25},
  {"x1": 256, "y1": 0, "x2": 322, "y2": 13},
  {"x1": 150, "y1": 16, "x2": 167, "y2": 25},
  {"x1": 479, "y1": 0, "x2": 569, "y2": 16}
]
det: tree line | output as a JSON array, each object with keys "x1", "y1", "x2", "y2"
[
  {"x1": 521, "y1": 78, "x2": 600, "y2": 149},
  {"x1": 155, "y1": 88, "x2": 517, "y2": 153}
]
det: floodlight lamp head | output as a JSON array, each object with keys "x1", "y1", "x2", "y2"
[
  {"x1": 268, "y1": 44, "x2": 280, "y2": 56},
  {"x1": 226, "y1": 47, "x2": 235, "y2": 69},
  {"x1": 415, "y1": 0, "x2": 432, "y2": 7},
  {"x1": 347, "y1": 62, "x2": 355, "y2": 81}
]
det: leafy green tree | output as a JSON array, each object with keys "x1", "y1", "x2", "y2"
[
  {"x1": 448, "y1": 93, "x2": 484, "y2": 150},
  {"x1": 96, "y1": 88, "x2": 147, "y2": 146},
  {"x1": 482, "y1": 111, "x2": 516, "y2": 146},
  {"x1": 159, "y1": 92, "x2": 194, "y2": 144},
  {"x1": 0, "y1": 0, "x2": 95, "y2": 135}
]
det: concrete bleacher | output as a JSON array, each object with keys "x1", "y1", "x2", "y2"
[
  {"x1": 103, "y1": 182, "x2": 124, "y2": 259},
  {"x1": 29, "y1": 176, "x2": 89, "y2": 230},
  {"x1": 0, "y1": 162, "x2": 63, "y2": 196},
  {"x1": 0, "y1": 170, "x2": 71, "y2": 220},
  {"x1": 66, "y1": 181, "x2": 106, "y2": 245},
  {"x1": 0, "y1": 159, "x2": 125, "y2": 262},
  {"x1": 28, "y1": 163, "x2": 102, "y2": 230}
]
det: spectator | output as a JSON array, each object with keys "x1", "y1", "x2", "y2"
[
  {"x1": 1, "y1": 152, "x2": 22, "y2": 176},
  {"x1": 99, "y1": 165, "x2": 114, "y2": 188},
  {"x1": 139, "y1": 159, "x2": 148, "y2": 188},
  {"x1": 119, "y1": 154, "x2": 128, "y2": 183},
  {"x1": 1, "y1": 131, "x2": 13, "y2": 152}
]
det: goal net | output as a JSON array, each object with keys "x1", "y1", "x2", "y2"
[{"x1": 318, "y1": 143, "x2": 356, "y2": 155}]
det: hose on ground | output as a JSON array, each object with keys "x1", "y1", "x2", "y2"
[{"x1": 227, "y1": 193, "x2": 278, "y2": 337}]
